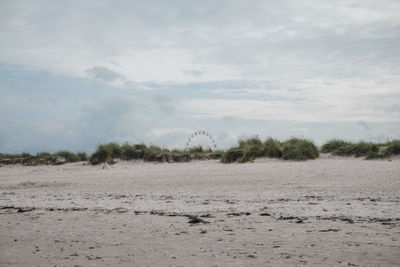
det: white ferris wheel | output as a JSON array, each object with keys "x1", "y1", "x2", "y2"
[{"x1": 185, "y1": 130, "x2": 217, "y2": 150}]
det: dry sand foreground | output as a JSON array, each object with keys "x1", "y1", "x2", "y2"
[{"x1": 1, "y1": 155, "x2": 400, "y2": 267}]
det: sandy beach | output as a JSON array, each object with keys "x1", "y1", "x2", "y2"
[{"x1": 1, "y1": 155, "x2": 400, "y2": 266}]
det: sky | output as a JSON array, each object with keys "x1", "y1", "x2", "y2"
[{"x1": 1, "y1": 0, "x2": 399, "y2": 153}]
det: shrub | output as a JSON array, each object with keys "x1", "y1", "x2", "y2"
[
  {"x1": 221, "y1": 148, "x2": 245, "y2": 163},
  {"x1": 386, "y1": 140, "x2": 400, "y2": 155},
  {"x1": 365, "y1": 151, "x2": 388, "y2": 160},
  {"x1": 173, "y1": 153, "x2": 191, "y2": 162},
  {"x1": 208, "y1": 152, "x2": 222, "y2": 159},
  {"x1": 263, "y1": 138, "x2": 282, "y2": 158},
  {"x1": 121, "y1": 143, "x2": 136, "y2": 160},
  {"x1": 281, "y1": 138, "x2": 319, "y2": 160},
  {"x1": 321, "y1": 139, "x2": 350, "y2": 153},
  {"x1": 143, "y1": 151, "x2": 158, "y2": 161},
  {"x1": 333, "y1": 142, "x2": 378, "y2": 157},
  {"x1": 134, "y1": 144, "x2": 147, "y2": 150},
  {"x1": 76, "y1": 152, "x2": 88, "y2": 161},
  {"x1": 105, "y1": 155, "x2": 115, "y2": 165},
  {"x1": 187, "y1": 146, "x2": 204, "y2": 153},
  {"x1": 21, "y1": 152, "x2": 32, "y2": 158},
  {"x1": 89, "y1": 143, "x2": 124, "y2": 165},
  {"x1": 34, "y1": 152, "x2": 57, "y2": 165},
  {"x1": 56, "y1": 151, "x2": 79, "y2": 162},
  {"x1": 103, "y1": 142, "x2": 122, "y2": 158},
  {"x1": 89, "y1": 145, "x2": 109, "y2": 165},
  {"x1": 239, "y1": 137, "x2": 265, "y2": 159},
  {"x1": 238, "y1": 137, "x2": 262, "y2": 149},
  {"x1": 148, "y1": 145, "x2": 162, "y2": 153}
]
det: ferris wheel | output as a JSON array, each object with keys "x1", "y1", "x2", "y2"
[{"x1": 185, "y1": 130, "x2": 217, "y2": 150}]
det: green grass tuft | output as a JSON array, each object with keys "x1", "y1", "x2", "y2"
[
  {"x1": 221, "y1": 137, "x2": 318, "y2": 163},
  {"x1": 321, "y1": 139, "x2": 351, "y2": 153},
  {"x1": 386, "y1": 140, "x2": 400, "y2": 155},
  {"x1": 321, "y1": 139, "x2": 400, "y2": 159},
  {"x1": 281, "y1": 138, "x2": 319, "y2": 161},
  {"x1": 263, "y1": 138, "x2": 282, "y2": 158},
  {"x1": 333, "y1": 141, "x2": 379, "y2": 157}
]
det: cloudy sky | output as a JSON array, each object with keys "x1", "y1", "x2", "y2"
[{"x1": 1, "y1": 0, "x2": 399, "y2": 153}]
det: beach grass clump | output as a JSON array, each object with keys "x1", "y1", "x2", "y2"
[
  {"x1": 208, "y1": 151, "x2": 223, "y2": 159},
  {"x1": 281, "y1": 138, "x2": 319, "y2": 160},
  {"x1": 366, "y1": 140, "x2": 400, "y2": 159},
  {"x1": 0, "y1": 152, "x2": 33, "y2": 164},
  {"x1": 221, "y1": 148, "x2": 245, "y2": 163},
  {"x1": 76, "y1": 152, "x2": 88, "y2": 161},
  {"x1": 333, "y1": 141, "x2": 379, "y2": 157},
  {"x1": 32, "y1": 152, "x2": 58, "y2": 165},
  {"x1": 321, "y1": 139, "x2": 400, "y2": 159},
  {"x1": 103, "y1": 142, "x2": 122, "y2": 158},
  {"x1": 89, "y1": 142, "x2": 138, "y2": 164},
  {"x1": 187, "y1": 146, "x2": 204, "y2": 153},
  {"x1": 89, "y1": 144, "x2": 113, "y2": 165},
  {"x1": 88, "y1": 142, "x2": 197, "y2": 165},
  {"x1": 221, "y1": 137, "x2": 318, "y2": 163},
  {"x1": 0, "y1": 151, "x2": 87, "y2": 165},
  {"x1": 385, "y1": 140, "x2": 400, "y2": 155},
  {"x1": 238, "y1": 137, "x2": 263, "y2": 149},
  {"x1": 321, "y1": 139, "x2": 351, "y2": 153},
  {"x1": 56, "y1": 151, "x2": 79, "y2": 162},
  {"x1": 365, "y1": 151, "x2": 389, "y2": 160},
  {"x1": 263, "y1": 138, "x2": 282, "y2": 158},
  {"x1": 220, "y1": 137, "x2": 264, "y2": 163},
  {"x1": 120, "y1": 143, "x2": 143, "y2": 160}
]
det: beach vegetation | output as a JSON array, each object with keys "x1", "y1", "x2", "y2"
[
  {"x1": 321, "y1": 139, "x2": 400, "y2": 159},
  {"x1": 281, "y1": 138, "x2": 319, "y2": 160}
]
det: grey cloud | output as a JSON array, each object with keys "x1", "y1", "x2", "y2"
[
  {"x1": 1, "y1": 1, "x2": 400, "y2": 153},
  {"x1": 86, "y1": 66, "x2": 124, "y2": 82},
  {"x1": 384, "y1": 104, "x2": 400, "y2": 113},
  {"x1": 152, "y1": 94, "x2": 178, "y2": 115},
  {"x1": 182, "y1": 69, "x2": 203, "y2": 77}
]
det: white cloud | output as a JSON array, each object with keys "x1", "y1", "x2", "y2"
[
  {"x1": 1, "y1": 0, "x2": 400, "y2": 83},
  {"x1": 86, "y1": 66, "x2": 124, "y2": 82},
  {"x1": 0, "y1": 1, "x2": 400, "y2": 152}
]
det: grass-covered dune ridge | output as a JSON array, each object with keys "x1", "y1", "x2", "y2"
[
  {"x1": 0, "y1": 138, "x2": 399, "y2": 166},
  {"x1": 221, "y1": 137, "x2": 319, "y2": 163},
  {"x1": 88, "y1": 142, "x2": 223, "y2": 165},
  {"x1": 321, "y1": 139, "x2": 400, "y2": 159},
  {"x1": 0, "y1": 151, "x2": 88, "y2": 165}
]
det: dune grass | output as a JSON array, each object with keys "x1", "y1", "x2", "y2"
[
  {"x1": 0, "y1": 151, "x2": 88, "y2": 165},
  {"x1": 88, "y1": 142, "x2": 222, "y2": 165},
  {"x1": 321, "y1": 139, "x2": 400, "y2": 159},
  {"x1": 1, "y1": 138, "x2": 398, "y2": 166},
  {"x1": 221, "y1": 137, "x2": 318, "y2": 163},
  {"x1": 281, "y1": 138, "x2": 319, "y2": 160}
]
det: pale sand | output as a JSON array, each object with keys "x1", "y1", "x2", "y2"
[{"x1": 1, "y1": 155, "x2": 399, "y2": 266}]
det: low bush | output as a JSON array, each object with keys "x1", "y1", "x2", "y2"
[
  {"x1": 121, "y1": 143, "x2": 136, "y2": 160},
  {"x1": 221, "y1": 148, "x2": 245, "y2": 163},
  {"x1": 221, "y1": 137, "x2": 318, "y2": 163},
  {"x1": 386, "y1": 140, "x2": 400, "y2": 155},
  {"x1": 281, "y1": 138, "x2": 319, "y2": 160},
  {"x1": 333, "y1": 142, "x2": 378, "y2": 157},
  {"x1": 56, "y1": 151, "x2": 79, "y2": 162},
  {"x1": 89, "y1": 144, "x2": 110, "y2": 165},
  {"x1": 365, "y1": 151, "x2": 388, "y2": 160},
  {"x1": 321, "y1": 139, "x2": 350, "y2": 153},
  {"x1": 187, "y1": 146, "x2": 204, "y2": 153},
  {"x1": 263, "y1": 138, "x2": 282, "y2": 158},
  {"x1": 76, "y1": 152, "x2": 88, "y2": 161}
]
